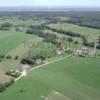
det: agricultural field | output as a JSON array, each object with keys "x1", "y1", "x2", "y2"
[
  {"x1": 48, "y1": 23, "x2": 100, "y2": 41},
  {"x1": 0, "y1": 11, "x2": 100, "y2": 100},
  {"x1": 0, "y1": 17, "x2": 45, "y2": 26},
  {"x1": 0, "y1": 30, "x2": 42, "y2": 71},
  {"x1": 28, "y1": 42, "x2": 56, "y2": 58},
  {"x1": 0, "y1": 30, "x2": 41, "y2": 87},
  {"x1": 0, "y1": 57, "x2": 100, "y2": 100},
  {"x1": 0, "y1": 31, "x2": 33, "y2": 54},
  {"x1": 43, "y1": 29, "x2": 83, "y2": 44},
  {"x1": 48, "y1": 23, "x2": 100, "y2": 35}
]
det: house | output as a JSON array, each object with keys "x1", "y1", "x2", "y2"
[
  {"x1": 20, "y1": 64, "x2": 30, "y2": 76},
  {"x1": 35, "y1": 59, "x2": 42, "y2": 64},
  {"x1": 33, "y1": 56, "x2": 47, "y2": 65},
  {"x1": 42, "y1": 60, "x2": 48, "y2": 64},
  {"x1": 73, "y1": 48, "x2": 89, "y2": 57},
  {"x1": 20, "y1": 64, "x2": 30, "y2": 71},
  {"x1": 56, "y1": 50, "x2": 63, "y2": 55}
]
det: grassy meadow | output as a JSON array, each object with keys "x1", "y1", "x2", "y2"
[
  {"x1": 48, "y1": 23, "x2": 100, "y2": 39},
  {"x1": 0, "y1": 30, "x2": 42, "y2": 71},
  {"x1": 0, "y1": 57, "x2": 100, "y2": 100},
  {"x1": 0, "y1": 17, "x2": 45, "y2": 26},
  {"x1": 0, "y1": 31, "x2": 34, "y2": 54}
]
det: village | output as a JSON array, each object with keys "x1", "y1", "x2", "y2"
[{"x1": 6, "y1": 39, "x2": 98, "y2": 80}]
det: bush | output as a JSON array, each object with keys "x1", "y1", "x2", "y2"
[
  {"x1": 6, "y1": 55, "x2": 12, "y2": 59},
  {"x1": 0, "y1": 23, "x2": 13, "y2": 31},
  {"x1": 0, "y1": 55, "x2": 5, "y2": 59},
  {"x1": 0, "y1": 79, "x2": 14, "y2": 93},
  {"x1": 0, "y1": 84, "x2": 6, "y2": 92},
  {"x1": 21, "y1": 58, "x2": 34, "y2": 65},
  {"x1": 74, "y1": 41, "x2": 78, "y2": 44},
  {"x1": 4, "y1": 79, "x2": 14, "y2": 87},
  {"x1": 26, "y1": 29, "x2": 33, "y2": 34},
  {"x1": 67, "y1": 37, "x2": 73, "y2": 42},
  {"x1": 33, "y1": 55, "x2": 46, "y2": 61},
  {"x1": 0, "y1": 59, "x2": 2, "y2": 62},
  {"x1": 15, "y1": 56, "x2": 19, "y2": 60},
  {"x1": 43, "y1": 33, "x2": 57, "y2": 44}
]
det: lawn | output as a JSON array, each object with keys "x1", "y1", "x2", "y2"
[{"x1": 0, "y1": 56, "x2": 100, "y2": 100}]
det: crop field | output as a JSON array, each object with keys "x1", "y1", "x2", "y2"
[
  {"x1": 0, "y1": 17, "x2": 45, "y2": 26},
  {"x1": 0, "y1": 56, "x2": 100, "y2": 100},
  {"x1": 28, "y1": 42, "x2": 56, "y2": 59},
  {"x1": 0, "y1": 31, "x2": 34, "y2": 54},
  {"x1": 0, "y1": 11, "x2": 100, "y2": 100},
  {"x1": 0, "y1": 30, "x2": 42, "y2": 86},
  {"x1": 0, "y1": 31, "x2": 42, "y2": 71},
  {"x1": 48, "y1": 23, "x2": 100, "y2": 39},
  {"x1": 43, "y1": 29, "x2": 83, "y2": 44}
]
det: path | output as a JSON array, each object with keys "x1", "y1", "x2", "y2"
[{"x1": 15, "y1": 55, "x2": 71, "y2": 81}]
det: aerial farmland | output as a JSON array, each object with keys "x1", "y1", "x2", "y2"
[{"x1": 0, "y1": 7, "x2": 100, "y2": 100}]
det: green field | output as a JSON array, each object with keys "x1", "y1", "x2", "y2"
[
  {"x1": 0, "y1": 31, "x2": 34, "y2": 54},
  {"x1": 0, "y1": 30, "x2": 42, "y2": 71},
  {"x1": 43, "y1": 29, "x2": 83, "y2": 44},
  {"x1": 48, "y1": 23, "x2": 100, "y2": 39},
  {"x1": 28, "y1": 42, "x2": 56, "y2": 59},
  {"x1": 0, "y1": 56, "x2": 100, "y2": 100},
  {"x1": 0, "y1": 17, "x2": 45, "y2": 26},
  {"x1": 0, "y1": 12, "x2": 100, "y2": 100}
]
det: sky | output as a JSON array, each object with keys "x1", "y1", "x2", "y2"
[{"x1": 0, "y1": 0, "x2": 100, "y2": 7}]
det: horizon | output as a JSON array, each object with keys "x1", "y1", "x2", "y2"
[
  {"x1": 0, "y1": 6, "x2": 100, "y2": 12},
  {"x1": 0, "y1": 0, "x2": 100, "y2": 7}
]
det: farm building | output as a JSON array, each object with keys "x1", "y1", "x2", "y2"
[
  {"x1": 35, "y1": 59, "x2": 42, "y2": 64},
  {"x1": 73, "y1": 48, "x2": 89, "y2": 57},
  {"x1": 33, "y1": 56, "x2": 47, "y2": 65},
  {"x1": 56, "y1": 49, "x2": 63, "y2": 55},
  {"x1": 20, "y1": 64, "x2": 30, "y2": 76}
]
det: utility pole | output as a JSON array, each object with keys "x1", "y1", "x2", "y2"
[
  {"x1": 87, "y1": 36, "x2": 98, "y2": 57},
  {"x1": 92, "y1": 39, "x2": 98, "y2": 57}
]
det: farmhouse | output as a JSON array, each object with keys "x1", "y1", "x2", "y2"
[
  {"x1": 33, "y1": 56, "x2": 47, "y2": 65},
  {"x1": 20, "y1": 64, "x2": 30, "y2": 76},
  {"x1": 6, "y1": 69, "x2": 21, "y2": 78},
  {"x1": 73, "y1": 48, "x2": 89, "y2": 57},
  {"x1": 35, "y1": 59, "x2": 42, "y2": 64},
  {"x1": 56, "y1": 49, "x2": 63, "y2": 55},
  {"x1": 35, "y1": 58, "x2": 48, "y2": 64}
]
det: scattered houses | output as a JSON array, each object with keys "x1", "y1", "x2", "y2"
[
  {"x1": 7, "y1": 56, "x2": 48, "y2": 78},
  {"x1": 73, "y1": 48, "x2": 89, "y2": 57}
]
